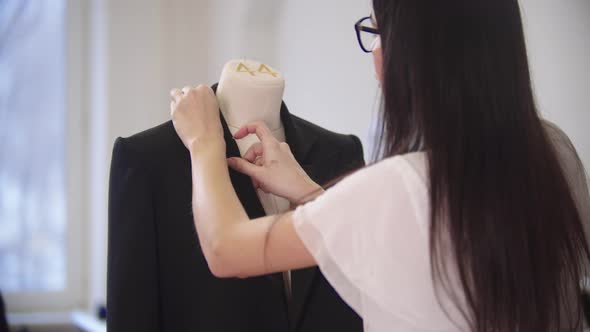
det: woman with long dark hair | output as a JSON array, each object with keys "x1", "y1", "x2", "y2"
[{"x1": 168, "y1": 0, "x2": 590, "y2": 331}]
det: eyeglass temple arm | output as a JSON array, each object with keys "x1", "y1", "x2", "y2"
[{"x1": 357, "y1": 25, "x2": 379, "y2": 35}]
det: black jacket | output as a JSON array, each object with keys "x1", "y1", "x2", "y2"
[
  {"x1": 0, "y1": 291, "x2": 7, "y2": 332},
  {"x1": 107, "y1": 94, "x2": 364, "y2": 332}
]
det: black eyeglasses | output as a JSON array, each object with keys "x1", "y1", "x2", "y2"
[{"x1": 355, "y1": 16, "x2": 380, "y2": 53}]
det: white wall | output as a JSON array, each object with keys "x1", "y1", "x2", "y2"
[
  {"x1": 208, "y1": 0, "x2": 284, "y2": 75},
  {"x1": 520, "y1": 0, "x2": 590, "y2": 169},
  {"x1": 277, "y1": 0, "x2": 379, "y2": 160}
]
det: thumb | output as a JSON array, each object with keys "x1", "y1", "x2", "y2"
[{"x1": 227, "y1": 157, "x2": 260, "y2": 177}]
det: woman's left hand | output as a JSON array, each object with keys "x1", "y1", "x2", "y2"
[
  {"x1": 170, "y1": 85, "x2": 225, "y2": 153},
  {"x1": 227, "y1": 122, "x2": 322, "y2": 204}
]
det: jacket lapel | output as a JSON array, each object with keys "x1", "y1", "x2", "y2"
[
  {"x1": 222, "y1": 115, "x2": 267, "y2": 219},
  {"x1": 214, "y1": 83, "x2": 321, "y2": 329},
  {"x1": 212, "y1": 83, "x2": 266, "y2": 218},
  {"x1": 280, "y1": 105, "x2": 322, "y2": 331}
]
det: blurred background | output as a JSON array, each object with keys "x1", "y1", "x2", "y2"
[{"x1": 0, "y1": 0, "x2": 588, "y2": 331}]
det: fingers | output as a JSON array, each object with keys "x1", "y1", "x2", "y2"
[
  {"x1": 227, "y1": 157, "x2": 260, "y2": 178},
  {"x1": 254, "y1": 156, "x2": 263, "y2": 166},
  {"x1": 242, "y1": 143, "x2": 263, "y2": 162},
  {"x1": 170, "y1": 100, "x2": 175, "y2": 116},
  {"x1": 170, "y1": 88, "x2": 182, "y2": 103},
  {"x1": 171, "y1": 85, "x2": 215, "y2": 97},
  {"x1": 196, "y1": 84, "x2": 215, "y2": 99},
  {"x1": 251, "y1": 177, "x2": 260, "y2": 190},
  {"x1": 233, "y1": 122, "x2": 275, "y2": 145}
]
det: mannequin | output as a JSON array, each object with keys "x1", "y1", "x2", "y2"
[
  {"x1": 216, "y1": 59, "x2": 292, "y2": 299},
  {"x1": 217, "y1": 59, "x2": 291, "y2": 216}
]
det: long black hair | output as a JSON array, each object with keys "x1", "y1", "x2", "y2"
[{"x1": 372, "y1": 0, "x2": 590, "y2": 330}]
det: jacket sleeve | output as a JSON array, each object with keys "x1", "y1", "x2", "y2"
[
  {"x1": 346, "y1": 135, "x2": 366, "y2": 170},
  {"x1": 107, "y1": 137, "x2": 160, "y2": 332},
  {"x1": 0, "y1": 291, "x2": 8, "y2": 332}
]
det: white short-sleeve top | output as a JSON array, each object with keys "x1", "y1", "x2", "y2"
[
  {"x1": 293, "y1": 152, "x2": 469, "y2": 332},
  {"x1": 292, "y1": 142, "x2": 590, "y2": 332}
]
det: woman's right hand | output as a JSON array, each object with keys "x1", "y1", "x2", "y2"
[{"x1": 227, "y1": 122, "x2": 323, "y2": 205}]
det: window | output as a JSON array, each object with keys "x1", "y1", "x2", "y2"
[{"x1": 0, "y1": 0, "x2": 84, "y2": 312}]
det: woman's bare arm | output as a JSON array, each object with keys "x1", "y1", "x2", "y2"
[
  {"x1": 170, "y1": 86, "x2": 320, "y2": 278},
  {"x1": 190, "y1": 145, "x2": 317, "y2": 278}
]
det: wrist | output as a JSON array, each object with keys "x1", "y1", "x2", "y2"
[
  {"x1": 291, "y1": 179, "x2": 323, "y2": 206},
  {"x1": 189, "y1": 138, "x2": 226, "y2": 160}
]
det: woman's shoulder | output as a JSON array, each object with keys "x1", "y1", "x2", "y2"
[
  {"x1": 328, "y1": 152, "x2": 430, "y2": 221},
  {"x1": 355, "y1": 151, "x2": 428, "y2": 186}
]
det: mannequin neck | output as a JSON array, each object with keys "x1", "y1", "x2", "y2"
[{"x1": 216, "y1": 60, "x2": 284, "y2": 132}]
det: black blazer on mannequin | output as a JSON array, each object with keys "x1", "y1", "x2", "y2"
[
  {"x1": 0, "y1": 291, "x2": 8, "y2": 332},
  {"x1": 107, "y1": 87, "x2": 365, "y2": 332}
]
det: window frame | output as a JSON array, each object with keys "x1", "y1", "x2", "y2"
[{"x1": 4, "y1": 0, "x2": 88, "y2": 313}]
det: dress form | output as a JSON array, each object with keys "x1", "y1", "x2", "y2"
[
  {"x1": 217, "y1": 59, "x2": 292, "y2": 299},
  {"x1": 217, "y1": 59, "x2": 291, "y2": 215}
]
